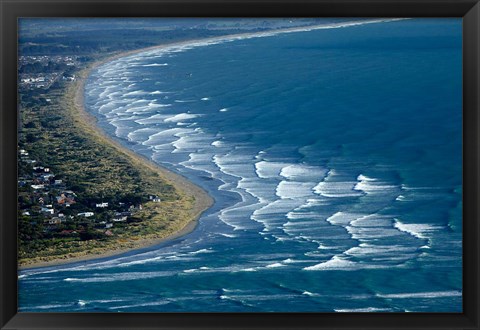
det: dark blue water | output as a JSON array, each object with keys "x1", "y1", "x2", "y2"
[{"x1": 19, "y1": 18, "x2": 462, "y2": 312}]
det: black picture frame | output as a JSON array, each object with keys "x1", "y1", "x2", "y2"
[{"x1": 1, "y1": 0, "x2": 479, "y2": 329}]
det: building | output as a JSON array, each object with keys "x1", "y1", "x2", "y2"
[
  {"x1": 41, "y1": 207, "x2": 54, "y2": 215},
  {"x1": 77, "y1": 212, "x2": 94, "y2": 217},
  {"x1": 96, "y1": 202, "x2": 108, "y2": 208},
  {"x1": 47, "y1": 217, "x2": 61, "y2": 225},
  {"x1": 149, "y1": 195, "x2": 161, "y2": 202}
]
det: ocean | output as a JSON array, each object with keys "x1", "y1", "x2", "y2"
[{"x1": 18, "y1": 18, "x2": 462, "y2": 312}]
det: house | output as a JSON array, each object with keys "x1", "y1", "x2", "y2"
[
  {"x1": 22, "y1": 211, "x2": 30, "y2": 216},
  {"x1": 105, "y1": 223, "x2": 113, "y2": 229},
  {"x1": 41, "y1": 173, "x2": 54, "y2": 180},
  {"x1": 54, "y1": 179, "x2": 63, "y2": 185},
  {"x1": 104, "y1": 230, "x2": 113, "y2": 236},
  {"x1": 149, "y1": 195, "x2": 161, "y2": 202},
  {"x1": 31, "y1": 184, "x2": 45, "y2": 190},
  {"x1": 41, "y1": 207, "x2": 54, "y2": 215},
  {"x1": 57, "y1": 194, "x2": 76, "y2": 205},
  {"x1": 77, "y1": 212, "x2": 94, "y2": 217},
  {"x1": 113, "y1": 216, "x2": 127, "y2": 222},
  {"x1": 47, "y1": 217, "x2": 61, "y2": 225},
  {"x1": 96, "y1": 202, "x2": 108, "y2": 208}
]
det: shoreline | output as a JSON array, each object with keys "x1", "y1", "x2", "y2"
[{"x1": 19, "y1": 18, "x2": 396, "y2": 270}]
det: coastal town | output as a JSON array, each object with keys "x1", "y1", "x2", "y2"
[
  {"x1": 19, "y1": 146, "x2": 163, "y2": 240},
  {"x1": 18, "y1": 55, "x2": 83, "y2": 90}
]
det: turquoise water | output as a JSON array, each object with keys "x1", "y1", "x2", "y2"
[{"x1": 19, "y1": 18, "x2": 462, "y2": 312}]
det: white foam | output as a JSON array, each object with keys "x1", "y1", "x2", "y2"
[
  {"x1": 255, "y1": 161, "x2": 288, "y2": 179},
  {"x1": 143, "y1": 128, "x2": 191, "y2": 146},
  {"x1": 219, "y1": 233, "x2": 238, "y2": 238},
  {"x1": 303, "y1": 256, "x2": 357, "y2": 270},
  {"x1": 164, "y1": 113, "x2": 201, "y2": 123},
  {"x1": 393, "y1": 219, "x2": 441, "y2": 240},
  {"x1": 314, "y1": 181, "x2": 362, "y2": 198},
  {"x1": 345, "y1": 244, "x2": 416, "y2": 257},
  {"x1": 283, "y1": 258, "x2": 313, "y2": 264},
  {"x1": 22, "y1": 303, "x2": 76, "y2": 310},
  {"x1": 142, "y1": 63, "x2": 168, "y2": 67},
  {"x1": 116, "y1": 256, "x2": 165, "y2": 268},
  {"x1": 237, "y1": 178, "x2": 277, "y2": 204},
  {"x1": 335, "y1": 307, "x2": 393, "y2": 312},
  {"x1": 110, "y1": 300, "x2": 170, "y2": 310},
  {"x1": 219, "y1": 108, "x2": 228, "y2": 112},
  {"x1": 151, "y1": 90, "x2": 170, "y2": 95},
  {"x1": 265, "y1": 263, "x2": 285, "y2": 268},
  {"x1": 304, "y1": 255, "x2": 392, "y2": 271},
  {"x1": 349, "y1": 214, "x2": 392, "y2": 227},
  {"x1": 123, "y1": 90, "x2": 148, "y2": 97},
  {"x1": 239, "y1": 268, "x2": 257, "y2": 272},
  {"x1": 354, "y1": 174, "x2": 398, "y2": 193},
  {"x1": 64, "y1": 270, "x2": 178, "y2": 283},
  {"x1": 188, "y1": 248, "x2": 214, "y2": 255},
  {"x1": 346, "y1": 226, "x2": 403, "y2": 240},
  {"x1": 279, "y1": 164, "x2": 327, "y2": 182},
  {"x1": 326, "y1": 212, "x2": 363, "y2": 226},
  {"x1": 275, "y1": 181, "x2": 316, "y2": 199},
  {"x1": 377, "y1": 291, "x2": 462, "y2": 299},
  {"x1": 220, "y1": 200, "x2": 264, "y2": 231},
  {"x1": 134, "y1": 114, "x2": 170, "y2": 125}
]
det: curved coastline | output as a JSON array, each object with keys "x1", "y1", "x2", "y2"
[{"x1": 19, "y1": 18, "x2": 399, "y2": 270}]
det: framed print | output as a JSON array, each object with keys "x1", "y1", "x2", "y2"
[{"x1": 1, "y1": 0, "x2": 479, "y2": 329}]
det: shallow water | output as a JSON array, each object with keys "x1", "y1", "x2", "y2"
[{"x1": 19, "y1": 18, "x2": 462, "y2": 312}]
